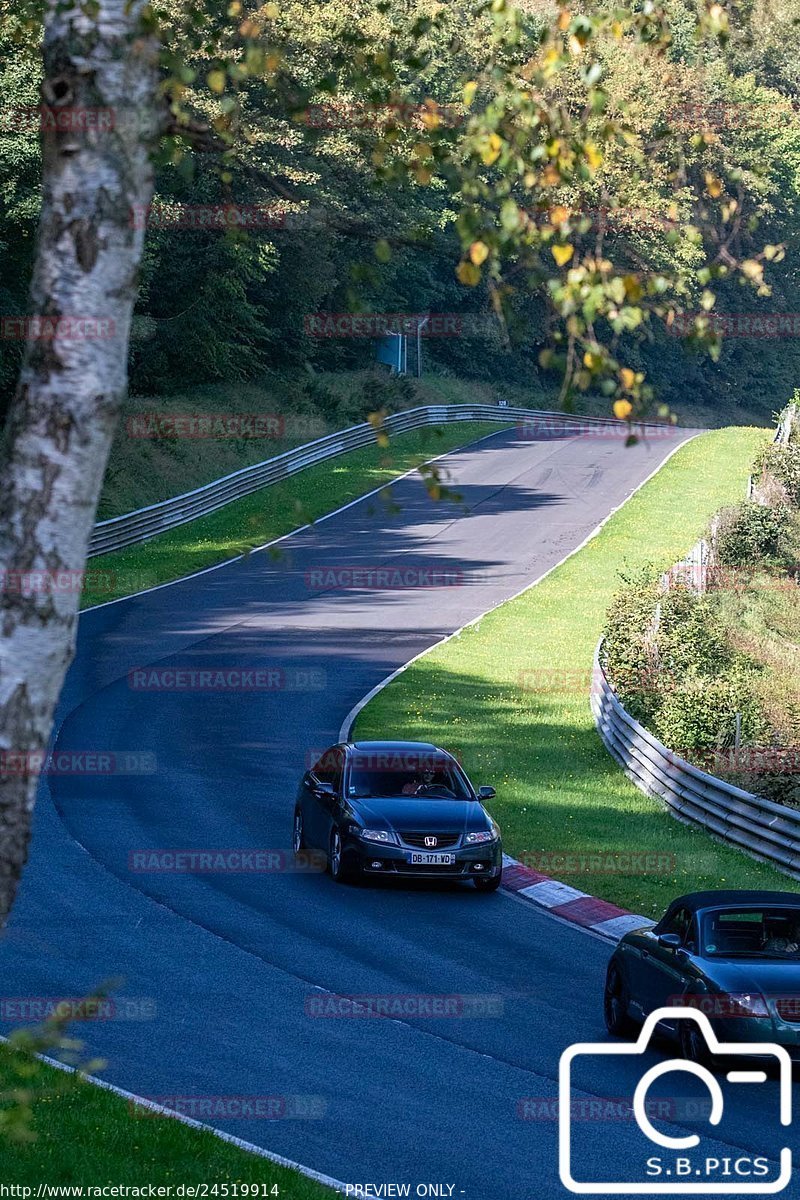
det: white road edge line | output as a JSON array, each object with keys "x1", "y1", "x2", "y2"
[
  {"x1": 82, "y1": 426, "x2": 512, "y2": 615},
  {"x1": 0, "y1": 1034, "x2": 349, "y2": 1193},
  {"x1": 338, "y1": 430, "x2": 700, "y2": 742}
]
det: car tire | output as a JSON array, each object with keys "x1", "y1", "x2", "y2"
[
  {"x1": 473, "y1": 873, "x2": 502, "y2": 892},
  {"x1": 292, "y1": 808, "x2": 305, "y2": 854},
  {"x1": 328, "y1": 827, "x2": 353, "y2": 883},
  {"x1": 603, "y1": 964, "x2": 639, "y2": 1038},
  {"x1": 680, "y1": 1016, "x2": 715, "y2": 1070}
]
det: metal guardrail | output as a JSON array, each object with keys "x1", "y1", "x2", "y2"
[
  {"x1": 88, "y1": 403, "x2": 673, "y2": 558},
  {"x1": 595, "y1": 403, "x2": 800, "y2": 877},
  {"x1": 591, "y1": 643, "x2": 800, "y2": 880}
]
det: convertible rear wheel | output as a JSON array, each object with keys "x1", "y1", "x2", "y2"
[{"x1": 604, "y1": 964, "x2": 638, "y2": 1038}]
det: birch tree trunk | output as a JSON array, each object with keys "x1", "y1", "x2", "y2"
[{"x1": 0, "y1": 0, "x2": 161, "y2": 926}]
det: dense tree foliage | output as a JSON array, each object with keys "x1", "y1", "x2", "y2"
[{"x1": 1, "y1": 0, "x2": 800, "y2": 425}]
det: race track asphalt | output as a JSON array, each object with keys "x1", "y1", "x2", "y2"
[{"x1": 3, "y1": 423, "x2": 796, "y2": 1199}]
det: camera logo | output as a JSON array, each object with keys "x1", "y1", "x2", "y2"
[{"x1": 559, "y1": 1006, "x2": 792, "y2": 1193}]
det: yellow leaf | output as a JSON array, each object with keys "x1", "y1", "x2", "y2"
[
  {"x1": 207, "y1": 69, "x2": 226, "y2": 94},
  {"x1": 741, "y1": 259, "x2": 763, "y2": 281},
  {"x1": 463, "y1": 81, "x2": 478, "y2": 107},
  {"x1": 705, "y1": 172, "x2": 722, "y2": 199},
  {"x1": 457, "y1": 261, "x2": 481, "y2": 287},
  {"x1": 557, "y1": 8, "x2": 571, "y2": 30},
  {"x1": 263, "y1": 2, "x2": 279, "y2": 14},
  {"x1": 584, "y1": 142, "x2": 602, "y2": 171},
  {"x1": 613, "y1": 399, "x2": 633, "y2": 420},
  {"x1": 619, "y1": 368, "x2": 635, "y2": 390},
  {"x1": 227, "y1": 1, "x2": 241, "y2": 14},
  {"x1": 480, "y1": 133, "x2": 503, "y2": 166},
  {"x1": 551, "y1": 244, "x2": 574, "y2": 267},
  {"x1": 550, "y1": 205, "x2": 569, "y2": 225},
  {"x1": 469, "y1": 241, "x2": 490, "y2": 266}
]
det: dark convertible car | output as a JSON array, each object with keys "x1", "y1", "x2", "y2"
[
  {"x1": 293, "y1": 740, "x2": 503, "y2": 889},
  {"x1": 604, "y1": 889, "x2": 800, "y2": 1062}
]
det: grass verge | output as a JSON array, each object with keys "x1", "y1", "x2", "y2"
[
  {"x1": 83, "y1": 420, "x2": 510, "y2": 608},
  {"x1": 352, "y1": 426, "x2": 793, "y2": 917},
  {"x1": 0, "y1": 1043, "x2": 334, "y2": 1192}
]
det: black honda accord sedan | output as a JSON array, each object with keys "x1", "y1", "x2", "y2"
[{"x1": 293, "y1": 740, "x2": 503, "y2": 889}]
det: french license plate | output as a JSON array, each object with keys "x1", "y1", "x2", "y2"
[{"x1": 409, "y1": 852, "x2": 455, "y2": 865}]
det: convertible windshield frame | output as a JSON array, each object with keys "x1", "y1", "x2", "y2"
[{"x1": 700, "y1": 905, "x2": 800, "y2": 959}]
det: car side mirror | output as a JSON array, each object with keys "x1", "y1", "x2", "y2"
[
  {"x1": 658, "y1": 933, "x2": 682, "y2": 951},
  {"x1": 478, "y1": 786, "x2": 496, "y2": 800},
  {"x1": 313, "y1": 780, "x2": 335, "y2": 796}
]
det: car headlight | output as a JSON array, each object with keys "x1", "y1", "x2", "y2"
[
  {"x1": 464, "y1": 830, "x2": 497, "y2": 845},
  {"x1": 354, "y1": 828, "x2": 397, "y2": 845},
  {"x1": 724, "y1": 993, "x2": 770, "y2": 1018}
]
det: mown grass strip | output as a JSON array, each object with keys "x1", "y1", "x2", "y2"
[
  {"x1": 353, "y1": 427, "x2": 792, "y2": 916},
  {"x1": 82, "y1": 421, "x2": 511, "y2": 609},
  {"x1": 0, "y1": 1045, "x2": 335, "y2": 1192}
]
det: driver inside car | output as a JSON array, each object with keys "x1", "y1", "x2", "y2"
[
  {"x1": 402, "y1": 766, "x2": 436, "y2": 795},
  {"x1": 763, "y1": 922, "x2": 800, "y2": 954}
]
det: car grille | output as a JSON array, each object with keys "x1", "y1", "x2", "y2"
[
  {"x1": 399, "y1": 831, "x2": 461, "y2": 850},
  {"x1": 775, "y1": 998, "x2": 800, "y2": 1023}
]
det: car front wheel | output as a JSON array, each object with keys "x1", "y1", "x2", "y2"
[
  {"x1": 680, "y1": 1015, "x2": 715, "y2": 1069},
  {"x1": 473, "y1": 873, "x2": 502, "y2": 892},
  {"x1": 292, "y1": 808, "x2": 305, "y2": 854},
  {"x1": 328, "y1": 828, "x2": 353, "y2": 883},
  {"x1": 603, "y1": 964, "x2": 639, "y2": 1038}
]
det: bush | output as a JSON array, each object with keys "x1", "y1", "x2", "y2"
[
  {"x1": 604, "y1": 570, "x2": 738, "y2": 723},
  {"x1": 602, "y1": 567, "x2": 663, "y2": 724},
  {"x1": 652, "y1": 670, "x2": 766, "y2": 756},
  {"x1": 713, "y1": 500, "x2": 798, "y2": 571},
  {"x1": 753, "y1": 441, "x2": 800, "y2": 505}
]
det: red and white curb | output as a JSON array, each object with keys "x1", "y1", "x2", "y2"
[{"x1": 501, "y1": 854, "x2": 655, "y2": 942}]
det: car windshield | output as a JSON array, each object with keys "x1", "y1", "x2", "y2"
[
  {"x1": 701, "y1": 907, "x2": 800, "y2": 958},
  {"x1": 347, "y1": 751, "x2": 472, "y2": 800}
]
